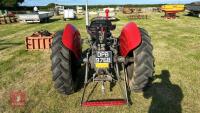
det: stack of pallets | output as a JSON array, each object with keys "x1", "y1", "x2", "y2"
[{"x1": 0, "y1": 15, "x2": 17, "y2": 24}]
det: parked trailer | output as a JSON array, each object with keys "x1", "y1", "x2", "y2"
[
  {"x1": 55, "y1": 5, "x2": 65, "y2": 15},
  {"x1": 76, "y1": 6, "x2": 83, "y2": 15},
  {"x1": 161, "y1": 4, "x2": 185, "y2": 19},
  {"x1": 186, "y1": 2, "x2": 200, "y2": 18},
  {"x1": 63, "y1": 9, "x2": 76, "y2": 20},
  {"x1": 17, "y1": 11, "x2": 54, "y2": 23}
]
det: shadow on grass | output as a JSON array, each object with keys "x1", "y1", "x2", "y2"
[
  {"x1": 64, "y1": 18, "x2": 84, "y2": 21},
  {"x1": 39, "y1": 18, "x2": 60, "y2": 24},
  {"x1": 143, "y1": 70, "x2": 183, "y2": 113},
  {"x1": 48, "y1": 18, "x2": 61, "y2": 23},
  {"x1": 184, "y1": 13, "x2": 200, "y2": 18},
  {"x1": 0, "y1": 40, "x2": 23, "y2": 51}
]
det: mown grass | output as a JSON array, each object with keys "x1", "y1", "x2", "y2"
[{"x1": 0, "y1": 12, "x2": 200, "y2": 113}]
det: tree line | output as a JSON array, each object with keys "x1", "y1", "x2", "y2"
[
  {"x1": 0, "y1": 0, "x2": 24, "y2": 7},
  {"x1": 0, "y1": 0, "x2": 164, "y2": 10}
]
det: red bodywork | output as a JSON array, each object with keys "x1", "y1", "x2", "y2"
[
  {"x1": 62, "y1": 24, "x2": 82, "y2": 59},
  {"x1": 119, "y1": 22, "x2": 142, "y2": 57}
]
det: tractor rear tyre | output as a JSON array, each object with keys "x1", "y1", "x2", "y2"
[
  {"x1": 126, "y1": 28, "x2": 154, "y2": 92},
  {"x1": 51, "y1": 30, "x2": 76, "y2": 95}
]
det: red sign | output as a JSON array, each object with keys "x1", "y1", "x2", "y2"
[{"x1": 10, "y1": 90, "x2": 26, "y2": 107}]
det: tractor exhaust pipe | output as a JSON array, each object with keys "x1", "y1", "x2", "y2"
[{"x1": 85, "y1": 0, "x2": 89, "y2": 26}]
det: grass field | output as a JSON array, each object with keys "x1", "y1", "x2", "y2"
[{"x1": 0, "y1": 12, "x2": 200, "y2": 113}]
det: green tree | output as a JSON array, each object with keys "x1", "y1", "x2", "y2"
[
  {"x1": 0, "y1": 0, "x2": 24, "y2": 7},
  {"x1": 47, "y1": 3, "x2": 56, "y2": 8}
]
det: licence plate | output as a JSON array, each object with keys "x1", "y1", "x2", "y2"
[{"x1": 95, "y1": 51, "x2": 112, "y2": 68}]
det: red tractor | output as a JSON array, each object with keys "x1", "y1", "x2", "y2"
[{"x1": 50, "y1": 8, "x2": 154, "y2": 106}]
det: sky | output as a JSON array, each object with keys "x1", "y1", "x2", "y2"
[{"x1": 21, "y1": 0, "x2": 198, "y2": 6}]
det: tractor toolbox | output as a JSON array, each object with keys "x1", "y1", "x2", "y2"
[{"x1": 25, "y1": 30, "x2": 54, "y2": 50}]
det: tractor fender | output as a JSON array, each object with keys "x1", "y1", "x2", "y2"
[
  {"x1": 62, "y1": 24, "x2": 82, "y2": 59},
  {"x1": 119, "y1": 22, "x2": 142, "y2": 57}
]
